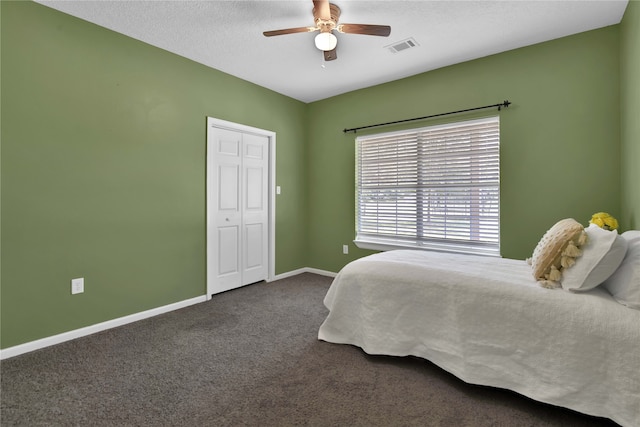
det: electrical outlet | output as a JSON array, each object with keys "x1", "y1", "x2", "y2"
[
  {"x1": 71, "y1": 278, "x2": 84, "y2": 295},
  {"x1": 343, "y1": 244, "x2": 349, "y2": 254}
]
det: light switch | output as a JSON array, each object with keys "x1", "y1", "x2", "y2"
[{"x1": 276, "y1": 186, "x2": 281, "y2": 195}]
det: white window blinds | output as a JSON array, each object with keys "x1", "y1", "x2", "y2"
[{"x1": 355, "y1": 116, "x2": 500, "y2": 256}]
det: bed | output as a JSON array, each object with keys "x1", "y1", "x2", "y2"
[{"x1": 318, "y1": 227, "x2": 640, "y2": 427}]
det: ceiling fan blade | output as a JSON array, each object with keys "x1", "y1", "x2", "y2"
[
  {"x1": 324, "y1": 48, "x2": 337, "y2": 61},
  {"x1": 312, "y1": 0, "x2": 331, "y2": 21},
  {"x1": 337, "y1": 24, "x2": 391, "y2": 37},
  {"x1": 263, "y1": 27, "x2": 317, "y2": 37}
]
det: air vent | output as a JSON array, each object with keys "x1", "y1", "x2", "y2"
[{"x1": 386, "y1": 38, "x2": 419, "y2": 54}]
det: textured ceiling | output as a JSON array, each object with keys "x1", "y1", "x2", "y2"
[{"x1": 36, "y1": 0, "x2": 628, "y2": 103}]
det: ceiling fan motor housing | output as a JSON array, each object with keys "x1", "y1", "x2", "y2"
[{"x1": 314, "y1": 3, "x2": 341, "y2": 32}]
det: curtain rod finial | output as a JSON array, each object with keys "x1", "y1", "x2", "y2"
[{"x1": 498, "y1": 100, "x2": 511, "y2": 111}]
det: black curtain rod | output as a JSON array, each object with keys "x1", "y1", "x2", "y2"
[{"x1": 343, "y1": 100, "x2": 512, "y2": 134}]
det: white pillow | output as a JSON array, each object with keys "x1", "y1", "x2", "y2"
[
  {"x1": 603, "y1": 230, "x2": 640, "y2": 309},
  {"x1": 561, "y1": 224, "x2": 627, "y2": 292}
]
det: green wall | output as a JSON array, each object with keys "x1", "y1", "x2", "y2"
[
  {"x1": 621, "y1": 0, "x2": 640, "y2": 229},
  {"x1": 1, "y1": 1, "x2": 635, "y2": 350},
  {"x1": 0, "y1": 1, "x2": 308, "y2": 348},
  {"x1": 306, "y1": 26, "x2": 621, "y2": 272}
]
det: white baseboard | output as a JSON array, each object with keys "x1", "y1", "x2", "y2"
[
  {"x1": 271, "y1": 267, "x2": 337, "y2": 281},
  {"x1": 0, "y1": 295, "x2": 207, "y2": 360},
  {"x1": 1, "y1": 268, "x2": 336, "y2": 360},
  {"x1": 304, "y1": 267, "x2": 337, "y2": 278}
]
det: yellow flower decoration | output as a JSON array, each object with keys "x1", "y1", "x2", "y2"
[{"x1": 589, "y1": 212, "x2": 619, "y2": 231}]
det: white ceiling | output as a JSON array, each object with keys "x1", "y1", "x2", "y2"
[{"x1": 35, "y1": 0, "x2": 628, "y2": 103}]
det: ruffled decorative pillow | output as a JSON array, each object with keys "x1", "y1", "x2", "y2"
[{"x1": 530, "y1": 218, "x2": 587, "y2": 288}]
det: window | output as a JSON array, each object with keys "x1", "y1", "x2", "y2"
[{"x1": 355, "y1": 116, "x2": 500, "y2": 256}]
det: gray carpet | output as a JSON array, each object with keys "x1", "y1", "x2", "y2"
[{"x1": 1, "y1": 273, "x2": 618, "y2": 426}]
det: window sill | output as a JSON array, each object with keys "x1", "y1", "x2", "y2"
[{"x1": 354, "y1": 237, "x2": 501, "y2": 258}]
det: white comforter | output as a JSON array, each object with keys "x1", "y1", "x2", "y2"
[{"x1": 318, "y1": 250, "x2": 640, "y2": 427}]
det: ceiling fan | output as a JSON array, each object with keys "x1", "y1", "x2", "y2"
[{"x1": 263, "y1": 0, "x2": 391, "y2": 61}]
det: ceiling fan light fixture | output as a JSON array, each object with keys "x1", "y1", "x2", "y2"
[{"x1": 315, "y1": 32, "x2": 337, "y2": 51}]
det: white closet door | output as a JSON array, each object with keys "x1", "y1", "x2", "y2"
[
  {"x1": 241, "y1": 133, "x2": 269, "y2": 285},
  {"x1": 208, "y1": 127, "x2": 269, "y2": 295},
  {"x1": 210, "y1": 128, "x2": 242, "y2": 293}
]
